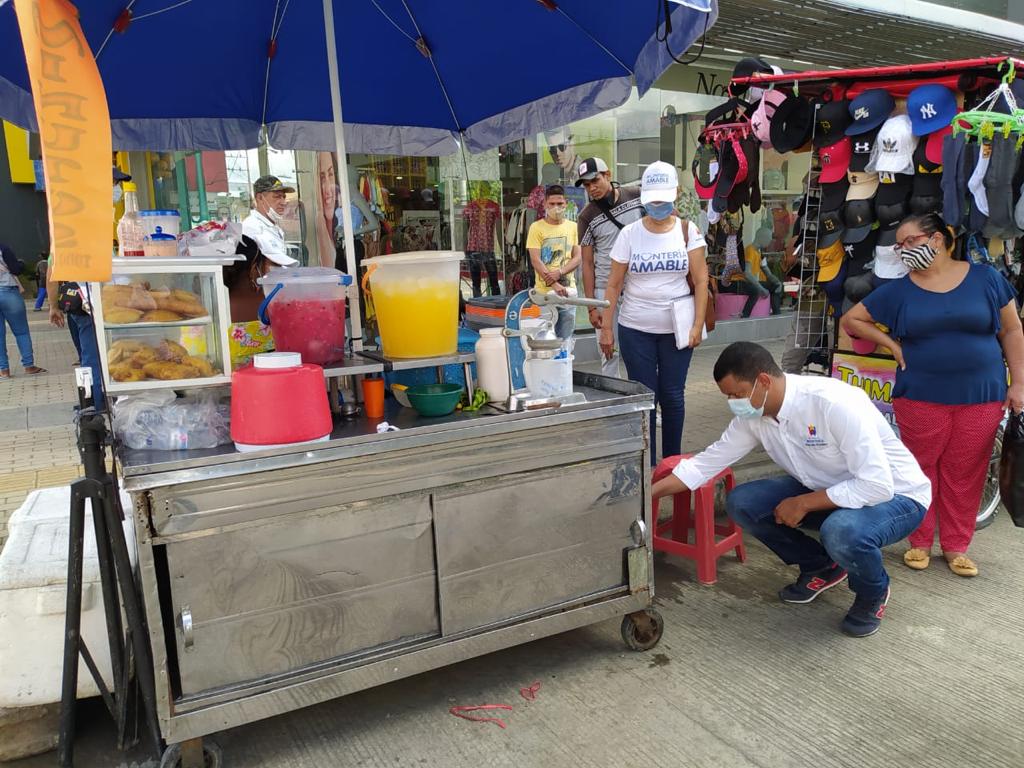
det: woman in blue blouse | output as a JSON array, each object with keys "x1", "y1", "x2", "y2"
[{"x1": 843, "y1": 213, "x2": 1024, "y2": 578}]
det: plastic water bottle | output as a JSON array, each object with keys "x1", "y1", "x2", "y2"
[{"x1": 117, "y1": 182, "x2": 146, "y2": 257}]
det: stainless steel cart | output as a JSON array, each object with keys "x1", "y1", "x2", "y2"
[{"x1": 119, "y1": 371, "x2": 659, "y2": 763}]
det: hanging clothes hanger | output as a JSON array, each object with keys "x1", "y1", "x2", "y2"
[{"x1": 952, "y1": 58, "x2": 1024, "y2": 143}]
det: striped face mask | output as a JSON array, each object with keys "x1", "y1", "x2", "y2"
[{"x1": 900, "y1": 242, "x2": 937, "y2": 271}]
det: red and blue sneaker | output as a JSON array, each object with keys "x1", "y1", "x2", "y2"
[
  {"x1": 841, "y1": 586, "x2": 891, "y2": 638},
  {"x1": 778, "y1": 563, "x2": 848, "y2": 604}
]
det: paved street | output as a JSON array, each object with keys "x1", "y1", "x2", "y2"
[{"x1": 3, "y1": 307, "x2": 1023, "y2": 768}]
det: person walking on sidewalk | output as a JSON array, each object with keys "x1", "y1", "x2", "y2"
[
  {"x1": 842, "y1": 212, "x2": 1024, "y2": 578},
  {"x1": 652, "y1": 342, "x2": 931, "y2": 637},
  {"x1": 0, "y1": 242, "x2": 46, "y2": 380},
  {"x1": 33, "y1": 254, "x2": 48, "y2": 311},
  {"x1": 47, "y1": 260, "x2": 103, "y2": 408},
  {"x1": 577, "y1": 157, "x2": 645, "y2": 377}
]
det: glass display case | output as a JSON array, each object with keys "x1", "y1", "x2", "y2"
[{"x1": 91, "y1": 256, "x2": 236, "y2": 394}]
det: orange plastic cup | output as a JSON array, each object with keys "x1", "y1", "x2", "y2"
[{"x1": 361, "y1": 377, "x2": 385, "y2": 419}]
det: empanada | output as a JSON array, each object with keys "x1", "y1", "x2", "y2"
[
  {"x1": 127, "y1": 347, "x2": 158, "y2": 367},
  {"x1": 155, "y1": 339, "x2": 189, "y2": 362},
  {"x1": 105, "y1": 307, "x2": 144, "y2": 324},
  {"x1": 154, "y1": 295, "x2": 208, "y2": 317},
  {"x1": 171, "y1": 289, "x2": 202, "y2": 304},
  {"x1": 110, "y1": 363, "x2": 146, "y2": 382},
  {"x1": 107, "y1": 339, "x2": 146, "y2": 365},
  {"x1": 143, "y1": 361, "x2": 200, "y2": 380},
  {"x1": 185, "y1": 356, "x2": 215, "y2": 377},
  {"x1": 140, "y1": 310, "x2": 184, "y2": 322}
]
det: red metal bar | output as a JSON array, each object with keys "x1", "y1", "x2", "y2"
[{"x1": 731, "y1": 56, "x2": 1023, "y2": 88}]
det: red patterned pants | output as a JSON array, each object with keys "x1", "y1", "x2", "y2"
[{"x1": 893, "y1": 398, "x2": 1004, "y2": 553}]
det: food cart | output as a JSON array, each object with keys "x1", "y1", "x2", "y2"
[{"x1": 86, "y1": 252, "x2": 661, "y2": 763}]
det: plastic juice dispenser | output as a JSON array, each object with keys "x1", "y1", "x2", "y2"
[
  {"x1": 360, "y1": 252, "x2": 462, "y2": 358},
  {"x1": 257, "y1": 267, "x2": 352, "y2": 366}
]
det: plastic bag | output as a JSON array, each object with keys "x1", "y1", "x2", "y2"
[
  {"x1": 998, "y1": 411, "x2": 1024, "y2": 528},
  {"x1": 113, "y1": 391, "x2": 231, "y2": 451}
]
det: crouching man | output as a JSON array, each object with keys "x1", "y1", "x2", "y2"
[{"x1": 653, "y1": 342, "x2": 930, "y2": 637}]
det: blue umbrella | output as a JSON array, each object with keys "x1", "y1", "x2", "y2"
[
  {"x1": 0, "y1": 0, "x2": 716, "y2": 154},
  {"x1": 0, "y1": 0, "x2": 715, "y2": 338}
]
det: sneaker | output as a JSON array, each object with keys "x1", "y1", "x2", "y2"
[
  {"x1": 841, "y1": 586, "x2": 891, "y2": 638},
  {"x1": 778, "y1": 563, "x2": 848, "y2": 604}
]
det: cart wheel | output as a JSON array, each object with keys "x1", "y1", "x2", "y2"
[
  {"x1": 621, "y1": 609, "x2": 664, "y2": 651},
  {"x1": 160, "y1": 741, "x2": 223, "y2": 768}
]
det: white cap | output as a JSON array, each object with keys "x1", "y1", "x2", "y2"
[
  {"x1": 868, "y1": 115, "x2": 917, "y2": 175},
  {"x1": 253, "y1": 351, "x2": 302, "y2": 369},
  {"x1": 873, "y1": 244, "x2": 909, "y2": 279},
  {"x1": 640, "y1": 161, "x2": 679, "y2": 205}
]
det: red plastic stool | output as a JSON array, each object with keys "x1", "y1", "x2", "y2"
[{"x1": 652, "y1": 455, "x2": 746, "y2": 585}]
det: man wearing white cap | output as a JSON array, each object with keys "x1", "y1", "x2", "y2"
[
  {"x1": 598, "y1": 161, "x2": 709, "y2": 465},
  {"x1": 577, "y1": 157, "x2": 645, "y2": 376},
  {"x1": 242, "y1": 175, "x2": 299, "y2": 267}
]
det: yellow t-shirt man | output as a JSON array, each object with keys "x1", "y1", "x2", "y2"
[{"x1": 526, "y1": 218, "x2": 579, "y2": 294}]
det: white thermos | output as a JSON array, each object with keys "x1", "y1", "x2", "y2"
[{"x1": 474, "y1": 328, "x2": 511, "y2": 403}]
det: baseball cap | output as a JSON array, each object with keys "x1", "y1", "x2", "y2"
[
  {"x1": 814, "y1": 99, "x2": 853, "y2": 148},
  {"x1": 751, "y1": 90, "x2": 788, "y2": 148},
  {"x1": 907, "y1": 84, "x2": 957, "y2": 136},
  {"x1": 253, "y1": 175, "x2": 295, "y2": 194},
  {"x1": 820, "y1": 178, "x2": 850, "y2": 211},
  {"x1": 816, "y1": 239, "x2": 846, "y2": 283},
  {"x1": 925, "y1": 125, "x2": 951, "y2": 165},
  {"x1": 876, "y1": 173, "x2": 912, "y2": 226},
  {"x1": 640, "y1": 161, "x2": 678, "y2": 205},
  {"x1": 877, "y1": 221, "x2": 899, "y2": 248},
  {"x1": 769, "y1": 94, "x2": 815, "y2": 154},
  {"x1": 868, "y1": 115, "x2": 917, "y2": 175},
  {"x1": 731, "y1": 57, "x2": 774, "y2": 95},
  {"x1": 819, "y1": 137, "x2": 852, "y2": 183},
  {"x1": 842, "y1": 199, "x2": 875, "y2": 244},
  {"x1": 818, "y1": 210, "x2": 845, "y2": 248},
  {"x1": 692, "y1": 143, "x2": 719, "y2": 200},
  {"x1": 846, "y1": 89, "x2": 895, "y2": 136},
  {"x1": 873, "y1": 240, "x2": 907, "y2": 279},
  {"x1": 846, "y1": 227, "x2": 878, "y2": 273},
  {"x1": 847, "y1": 170, "x2": 879, "y2": 201},
  {"x1": 574, "y1": 157, "x2": 609, "y2": 186},
  {"x1": 911, "y1": 141, "x2": 943, "y2": 207},
  {"x1": 849, "y1": 126, "x2": 881, "y2": 173}
]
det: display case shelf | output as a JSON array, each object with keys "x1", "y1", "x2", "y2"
[{"x1": 92, "y1": 256, "x2": 237, "y2": 395}]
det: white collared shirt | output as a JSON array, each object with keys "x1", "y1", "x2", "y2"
[
  {"x1": 673, "y1": 374, "x2": 932, "y2": 510},
  {"x1": 242, "y1": 210, "x2": 297, "y2": 266}
]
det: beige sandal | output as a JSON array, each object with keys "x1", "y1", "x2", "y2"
[
  {"x1": 946, "y1": 555, "x2": 978, "y2": 577},
  {"x1": 903, "y1": 548, "x2": 931, "y2": 570}
]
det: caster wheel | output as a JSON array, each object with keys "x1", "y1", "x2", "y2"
[
  {"x1": 621, "y1": 608, "x2": 664, "y2": 651},
  {"x1": 160, "y1": 741, "x2": 223, "y2": 768}
]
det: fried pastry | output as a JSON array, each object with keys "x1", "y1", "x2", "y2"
[
  {"x1": 185, "y1": 356, "x2": 215, "y2": 377},
  {"x1": 155, "y1": 339, "x2": 189, "y2": 362},
  {"x1": 143, "y1": 361, "x2": 200, "y2": 380},
  {"x1": 107, "y1": 339, "x2": 146, "y2": 364},
  {"x1": 109, "y1": 363, "x2": 147, "y2": 382},
  {"x1": 154, "y1": 295, "x2": 208, "y2": 317},
  {"x1": 140, "y1": 309, "x2": 184, "y2": 322},
  {"x1": 127, "y1": 347, "x2": 158, "y2": 367},
  {"x1": 105, "y1": 307, "x2": 144, "y2": 324}
]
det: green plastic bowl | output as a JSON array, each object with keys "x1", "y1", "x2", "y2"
[{"x1": 406, "y1": 383, "x2": 463, "y2": 417}]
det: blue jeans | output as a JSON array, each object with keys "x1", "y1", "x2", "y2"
[
  {"x1": 726, "y1": 476, "x2": 927, "y2": 599},
  {"x1": 554, "y1": 306, "x2": 575, "y2": 341},
  {"x1": 618, "y1": 324, "x2": 693, "y2": 466},
  {"x1": 69, "y1": 312, "x2": 104, "y2": 409},
  {"x1": 34, "y1": 285, "x2": 46, "y2": 310},
  {"x1": 0, "y1": 286, "x2": 34, "y2": 370}
]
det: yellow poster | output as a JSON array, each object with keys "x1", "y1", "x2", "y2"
[{"x1": 13, "y1": 0, "x2": 113, "y2": 281}]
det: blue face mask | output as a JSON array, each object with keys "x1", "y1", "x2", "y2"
[
  {"x1": 727, "y1": 378, "x2": 768, "y2": 419},
  {"x1": 644, "y1": 201, "x2": 675, "y2": 220}
]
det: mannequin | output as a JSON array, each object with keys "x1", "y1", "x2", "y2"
[
  {"x1": 462, "y1": 181, "x2": 501, "y2": 296},
  {"x1": 316, "y1": 153, "x2": 378, "y2": 272}
]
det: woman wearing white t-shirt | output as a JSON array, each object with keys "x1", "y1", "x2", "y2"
[{"x1": 599, "y1": 161, "x2": 709, "y2": 465}]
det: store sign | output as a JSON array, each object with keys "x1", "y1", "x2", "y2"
[
  {"x1": 14, "y1": 0, "x2": 113, "y2": 281},
  {"x1": 832, "y1": 353, "x2": 898, "y2": 428}
]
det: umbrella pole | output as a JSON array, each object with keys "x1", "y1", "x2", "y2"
[{"x1": 322, "y1": 0, "x2": 364, "y2": 353}]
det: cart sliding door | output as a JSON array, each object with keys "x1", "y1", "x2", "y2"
[
  {"x1": 162, "y1": 492, "x2": 440, "y2": 696},
  {"x1": 432, "y1": 455, "x2": 642, "y2": 636}
]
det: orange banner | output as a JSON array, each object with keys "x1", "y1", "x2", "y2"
[{"x1": 13, "y1": 0, "x2": 112, "y2": 282}]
